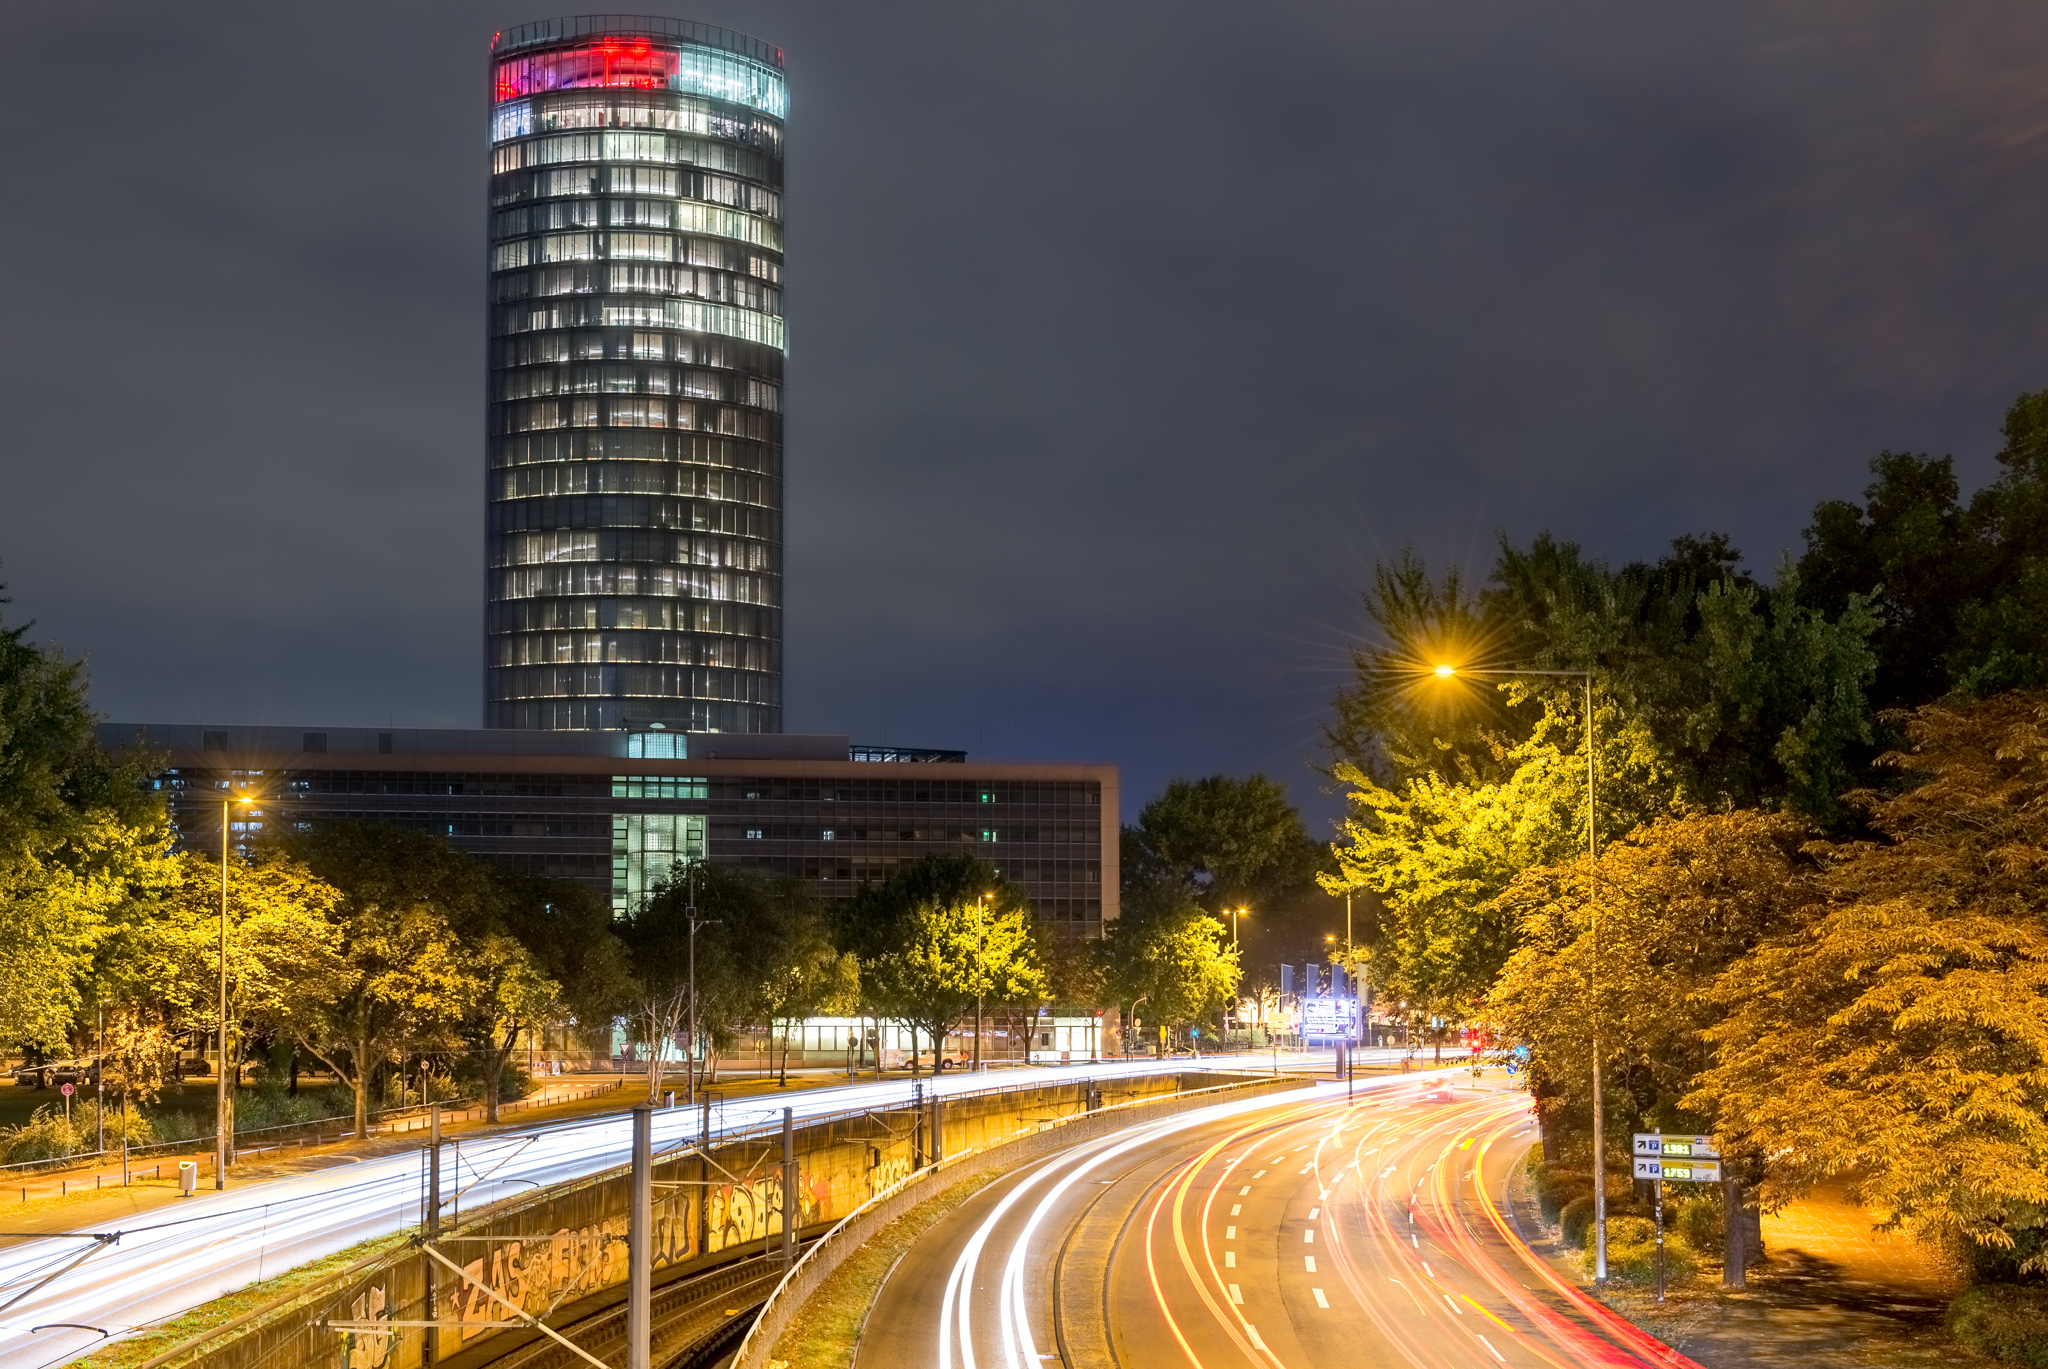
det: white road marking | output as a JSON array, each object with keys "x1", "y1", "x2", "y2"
[
  {"x1": 1248, "y1": 1325, "x2": 1268, "y2": 1350},
  {"x1": 1254, "y1": 1169, "x2": 1267, "y2": 1178},
  {"x1": 1306, "y1": 1255, "x2": 1317, "y2": 1272},
  {"x1": 1231, "y1": 1204, "x2": 1241, "y2": 1216},
  {"x1": 1304, "y1": 1229, "x2": 1315, "y2": 1243},
  {"x1": 1226, "y1": 1226, "x2": 1236, "y2": 1239},
  {"x1": 1240, "y1": 1185, "x2": 1252, "y2": 1195},
  {"x1": 1445, "y1": 1293, "x2": 1462, "y2": 1314},
  {"x1": 1226, "y1": 1251, "x2": 1236, "y2": 1267},
  {"x1": 1308, "y1": 1207, "x2": 1319, "y2": 1219},
  {"x1": 1230, "y1": 1283, "x2": 1243, "y2": 1305},
  {"x1": 1476, "y1": 1333, "x2": 1508, "y2": 1362},
  {"x1": 1313, "y1": 1287, "x2": 1330, "y2": 1308},
  {"x1": 1423, "y1": 1261, "x2": 1435, "y2": 1277}
]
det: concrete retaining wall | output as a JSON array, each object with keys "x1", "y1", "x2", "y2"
[{"x1": 133, "y1": 1071, "x2": 1286, "y2": 1369}]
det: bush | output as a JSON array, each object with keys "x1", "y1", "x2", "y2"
[
  {"x1": 1674, "y1": 1194, "x2": 1725, "y2": 1256},
  {"x1": 1950, "y1": 1285, "x2": 2048, "y2": 1365},
  {"x1": 1534, "y1": 1164, "x2": 1591, "y2": 1222},
  {"x1": 1604, "y1": 1215, "x2": 1699, "y2": 1284},
  {"x1": 231, "y1": 1085, "x2": 351, "y2": 1134},
  {"x1": 1561, "y1": 1195, "x2": 1597, "y2": 1248},
  {"x1": 0, "y1": 1101, "x2": 159, "y2": 1162}
]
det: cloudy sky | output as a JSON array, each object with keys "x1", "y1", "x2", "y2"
[{"x1": 3, "y1": 2, "x2": 2045, "y2": 825}]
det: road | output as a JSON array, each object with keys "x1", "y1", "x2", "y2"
[
  {"x1": 857, "y1": 1071, "x2": 1703, "y2": 1369},
  {"x1": 0, "y1": 1051, "x2": 1361, "y2": 1369}
]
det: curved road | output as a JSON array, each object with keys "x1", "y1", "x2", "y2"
[
  {"x1": 858, "y1": 1073, "x2": 1703, "y2": 1369},
  {"x1": 0, "y1": 1053, "x2": 1348, "y2": 1369}
]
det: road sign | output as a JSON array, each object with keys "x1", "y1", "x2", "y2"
[
  {"x1": 1632, "y1": 1132, "x2": 1718, "y2": 1159},
  {"x1": 60, "y1": 1083, "x2": 74, "y2": 1097},
  {"x1": 1634, "y1": 1157, "x2": 1723, "y2": 1182}
]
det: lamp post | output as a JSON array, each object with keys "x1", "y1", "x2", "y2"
[
  {"x1": 1434, "y1": 661, "x2": 1605, "y2": 1281},
  {"x1": 1225, "y1": 907, "x2": 1247, "y2": 1046},
  {"x1": 217, "y1": 790, "x2": 258, "y2": 1190}
]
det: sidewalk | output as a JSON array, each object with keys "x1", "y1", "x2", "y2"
[{"x1": 1506, "y1": 1157, "x2": 1988, "y2": 1368}]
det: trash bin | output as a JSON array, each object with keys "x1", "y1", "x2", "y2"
[{"x1": 178, "y1": 1161, "x2": 197, "y2": 1197}]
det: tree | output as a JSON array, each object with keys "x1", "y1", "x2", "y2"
[
  {"x1": 497, "y1": 874, "x2": 633, "y2": 1102},
  {"x1": 625, "y1": 863, "x2": 821, "y2": 1094},
  {"x1": 1486, "y1": 811, "x2": 1816, "y2": 1188},
  {"x1": 464, "y1": 932, "x2": 559, "y2": 1122},
  {"x1": 282, "y1": 825, "x2": 494, "y2": 1135},
  {"x1": 1688, "y1": 694, "x2": 2048, "y2": 1264},
  {"x1": 756, "y1": 887, "x2": 859, "y2": 1085},
  {"x1": 873, "y1": 897, "x2": 1046, "y2": 1073},
  {"x1": 0, "y1": 591, "x2": 175, "y2": 1055},
  {"x1": 829, "y1": 854, "x2": 1019, "y2": 1070},
  {"x1": 1795, "y1": 388, "x2": 2048, "y2": 709},
  {"x1": 1332, "y1": 537, "x2": 1877, "y2": 822},
  {"x1": 1099, "y1": 906, "x2": 1240, "y2": 1054},
  {"x1": 1123, "y1": 775, "x2": 1325, "y2": 914},
  {"x1": 1324, "y1": 689, "x2": 1673, "y2": 1012},
  {"x1": 100, "y1": 849, "x2": 343, "y2": 1123}
]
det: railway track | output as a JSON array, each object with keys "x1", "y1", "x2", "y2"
[{"x1": 466, "y1": 1242, "x2": 808, "y2": 1369}]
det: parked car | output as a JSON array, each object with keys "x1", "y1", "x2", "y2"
[{"x1": 12, "y1": 1058, "x2": 101, "y2": 1089}]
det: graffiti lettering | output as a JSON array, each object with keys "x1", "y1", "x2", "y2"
[{"x1": 343, "y1": 1282, "x2": 391, "y2": 1369}]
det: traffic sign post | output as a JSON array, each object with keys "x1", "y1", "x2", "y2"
[{"x1": 1633, "y1": 1134, "x2": 1722, "y2": 1302}]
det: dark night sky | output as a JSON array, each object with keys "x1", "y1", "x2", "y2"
[{"x1": 3, "y1": 2, "x2": 2046, "y2": 827}]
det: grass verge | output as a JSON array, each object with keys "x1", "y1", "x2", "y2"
[
  {"x1": 65, "y1": 1231, "x2": 408, "y2": 1369},
  {"x1": 766, "y1": 1169, "x2": 1003, "y2": 1369}
]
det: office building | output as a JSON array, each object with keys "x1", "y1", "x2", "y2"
[
  {"x1": 486, "y1": 17, "x2": 787, "y2": 733},
  {"x1": 103, "y1": 725, "x2": 1115, "y2": 937}
]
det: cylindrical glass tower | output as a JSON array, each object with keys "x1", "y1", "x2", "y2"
[{"x1": 485, "y1": 17, "x2": 785, "y2": 733}]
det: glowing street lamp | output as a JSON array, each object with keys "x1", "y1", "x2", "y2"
[
  {"x1": 216, "y1": 788, "x2": 262, "y2": 1190},
  {"x1": 1433, "y1": 660, "x2": 1609, "y2": 1281}
]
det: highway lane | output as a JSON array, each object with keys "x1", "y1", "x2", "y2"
[
  {"x1": 0, "y1": 1053, "x2": 1349, "y2": 1369},
  {"x1": 865, "y1": 1071, "x2": 1707, "y2": 1369}
]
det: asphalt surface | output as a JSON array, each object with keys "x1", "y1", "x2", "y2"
[
  {"x1": 857, "y1": 1071, "x2": 1707, "y2": 1369},
  {"x1": 0, "y1": 1051, "x2": 1360, "y2": 1369}
]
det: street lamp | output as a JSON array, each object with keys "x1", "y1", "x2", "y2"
[
  {"x1": 217, "y1": 789, "x2": 260, "y2": 1190},
  {"x1": 1224, "y1": 907, "x2": 1248, "y2": 1046},
  {"x1": 1434, "y1": 661, "x2": 1607, "y2": 1281}
]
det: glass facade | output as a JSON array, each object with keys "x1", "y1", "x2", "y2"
[{"x1": 486, "y1": 18, "x2": 785, "y2": 733}]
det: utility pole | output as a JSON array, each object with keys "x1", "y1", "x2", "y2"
[
  {"x1": 629, "y1": 1104, "x2": 652, "y2": 1369},
  {"x1": 684, "y1": 869, "x2": 717, "y2": 1107},
  {"x1": 425, "y1": 1102, "x2": 441, "y2": 1367},
  {"x1": 973, "y1": 893, "x2": 987, "y2": 1072},
  {"x1": 780, "y1": 1106, "x2": 797, "y2": 1271},
  {"x1": 217, "y1": 798, "x2": 230, "y2": 1191}
]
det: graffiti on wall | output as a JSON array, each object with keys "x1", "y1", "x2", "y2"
[
  {"x1": 443, "y1": 1187, "x2": 696, "y2": 1343},
  {"x1": 342, "y1": 1282, "x2": 392, "y2": 1369},
  {"x1": 705, "y1": 1172, "x2": 825, "y2": 1254}
]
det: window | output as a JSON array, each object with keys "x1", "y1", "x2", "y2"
[
  {"x1": 539, "y1": 232, "x2": 597, "y2": 262},
  {"x1": 611, "y1": 775, "x2": 706, "y2": 798},
  {"x1": 610, "y1": 231, "x2": 673, "y2": 261},
  {"x1": 301, "y1": 732, "x2": 327, "y2": 753},
  {"x1": 745, "y1": 828, "x2": 763, "y2": 839},
  {"x1": 610, "y1": 811, "x2": 704, "y2": 915},
  {"x1": 630, "y1": 332, "x2": 666, "y2": 359}
]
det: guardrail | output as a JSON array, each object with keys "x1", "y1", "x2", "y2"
[{"x1": 3, "y1": 1081, "x2": 628, "y2": 1199}]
